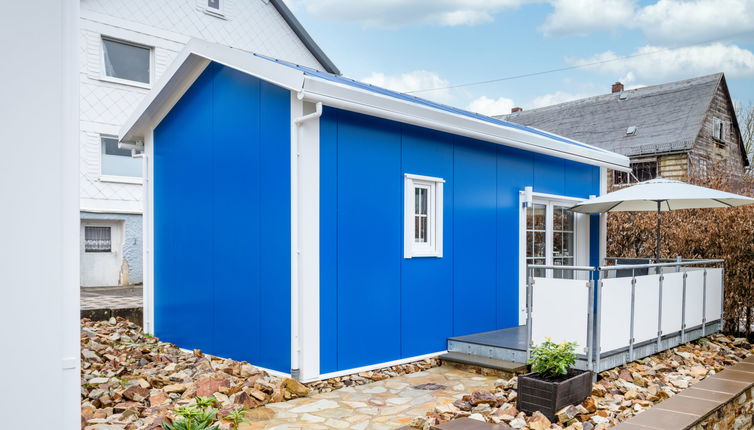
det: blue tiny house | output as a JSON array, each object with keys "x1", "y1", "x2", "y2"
[{"x1": 120, "y1": 40, "x2": 629, "y2": 381}]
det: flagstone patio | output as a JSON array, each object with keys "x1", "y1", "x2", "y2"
[{"x1": 239, "y1": 366, "x2": 499, "y2": 430}]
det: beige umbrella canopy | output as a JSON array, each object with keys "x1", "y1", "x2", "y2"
[{"x1": 570, "y1": 177, "x2": 754, "y2": 258}]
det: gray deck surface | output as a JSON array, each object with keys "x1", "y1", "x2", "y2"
[{"x1": 448, "y1": 325, "x2": 528, "y2": 351}]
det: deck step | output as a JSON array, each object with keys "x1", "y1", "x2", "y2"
[
  {"x1": 440, "y1": 351, "x2": 527, "y2": 373},
  {"x1": 432, "y1": 417, "x2": 513, "y2": 429}
]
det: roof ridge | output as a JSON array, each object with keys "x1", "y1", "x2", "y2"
[{"x1": 499, "y1": 72, "x2": 724, "y2": 118}]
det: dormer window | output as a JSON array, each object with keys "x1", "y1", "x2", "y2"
[
  {"x1": 713, "y1": 118, "x2": 725, "y2": 142},
  {"x1": 203, "y1": 0, "x2": 226, "y2": 17}
]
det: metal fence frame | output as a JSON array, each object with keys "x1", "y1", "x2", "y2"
[{"x1": 526, "y1": 258, "x2": 725, "y2": 374}]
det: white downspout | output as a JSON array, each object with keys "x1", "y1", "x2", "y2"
[{"x1": 290, "y1": 99, "x2": 322, "y2": 380}]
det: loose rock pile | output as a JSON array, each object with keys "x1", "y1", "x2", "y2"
[
  {"x1": 412, "y1": 334, "x2": 752, "y2": 430},
  {"x1": 80, "y1": 318, "x2": 438, "y2": 429}
]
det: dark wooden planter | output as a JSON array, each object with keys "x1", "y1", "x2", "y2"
[{"x1": 517, "y1": 369, "x2": 592, "y2": 421}]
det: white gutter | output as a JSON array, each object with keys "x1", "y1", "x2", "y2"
[{"x1": 290, "y1": 100, "x2": 322, "y2": 380}]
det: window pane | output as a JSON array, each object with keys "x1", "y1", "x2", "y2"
[
  {"x1": 101, "y1": 137, "x2": 142, "y2": 177},
  {"x1": 208, "y1": 0, "x2": 220, "y2": 9},
  {"x1": 532, "y1": 232, "x2": 545, "y2": 257},
  {"x1": 103, "y1": 39, "x2": 150, "y2": 84},
  {"x1": 415, "y1": 188, "x2": 427, "y2": 215},
  {"x1": 529, "y1": 204, "x2": 545, "y2": 229},
  {"x1": 414, "y1": 215, "x2": 427, "y2": 243},
  {"x1": 85, "y1": 226, "x2": 111, "y2": 252}
]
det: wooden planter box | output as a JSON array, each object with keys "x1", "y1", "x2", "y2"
[{"x1": 517, "y1": 369, "x2": 592, "y2": 421}]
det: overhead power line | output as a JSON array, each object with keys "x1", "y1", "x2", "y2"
[{"x1": 405, "y1": 30, "x2": 754, "y2": 94}]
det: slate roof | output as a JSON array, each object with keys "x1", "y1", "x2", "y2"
[{"x1": 498, "y1": 74, "x2": 724, "y2": 158}]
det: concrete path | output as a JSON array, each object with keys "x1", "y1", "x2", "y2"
[
  {"x1": 240, "y1": 366, "x2": 499, "y2": 430},
  {"x1": 81, "y1": 286, "x2": 143, "y2": 310}
]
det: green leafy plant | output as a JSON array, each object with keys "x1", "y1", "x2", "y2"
[
  {"x1": 194, "y1": 397, "x2": 217, "y2": 411},
  {"x1": 528, "y1": 338, "x2": 577, "y2": 378},
  {"x1": 163, "y1": 403, "x2": 219, "y2": 430},
  {"x1": 225, "y1": 408, "x2": 249, "y2": 430}
]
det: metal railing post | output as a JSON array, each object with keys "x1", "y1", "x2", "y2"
[
  {"x1": 586, "y1": 271, "x2": 595, "y2": 372},
  {"x1": 595, "y1": 278, "x2": 603, "y2": 374},
  {"x1": 720, "y1": 265, "x2": 725, "y2": 332},
  {"x1": 526, "y1": 267, "x2": 534, "y2": 361},
  {"x1": 702, "y1": 269, "x2": 708, "y2": 337},
  {"x1": 681, "y1": 271, "x2": 687, "y2": 343},
  {"x1": 675, "y1": 255, "x2": 682, "y2": 273},
  {"x1": 629, "y1": 271, "x2": 636, "y2": 361},
  {"x1": 657, "y1": 267, "x2": 664, "y2": 351}
]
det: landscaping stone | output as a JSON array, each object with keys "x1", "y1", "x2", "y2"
[
  {"x1": 413, "y1": 333, "x2": 752, "y2": 429},
  {"x1": 80, "y1": 317, "x2": 440, "y2": 429}
]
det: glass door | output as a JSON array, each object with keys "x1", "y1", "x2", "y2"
[{"x1": 526, "y1": 201, "x2": 577, "y2": 279}]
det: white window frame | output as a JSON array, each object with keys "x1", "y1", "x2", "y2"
[
  {"x1": 200, "y1": 0, "x2": 228, "y2": 18},
  {"x1": 518, "y1": 190, "x2": 590, "y2": 323},
  {"x1": 404, "y1": 173, "x2": 444, "y2": 258},
  {"x1": 99, "y1": 134, "x2": 144, "y2": 184},
  {"x1": 99, "y1": 36, "x2": 153, "y2": 89}
]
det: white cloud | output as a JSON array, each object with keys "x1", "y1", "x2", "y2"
[
  {"x1": 288, "y1": 0, "x2": 526, "y2": 28},
  {"x1": 530, "y1": 91, "x2": 594, "y2": 108},
  {"x1": 540, "y1": 0, "x2": 754, "y2": 43},
  {"x1": 636, "y1": 0, "x2": 754, "y2": 44},
  {"x1": 539, "y1": 0, "x2": 636, "y2": 36},
  {"x1": 361, "y1": 70, "x2": 452, "y2": 103},
  {"x1": 466, "y1": 96, "x2": 516, "y2": 116},
  {"x1": 568, "y1": 43, "x2": 754, "y2": 82}
]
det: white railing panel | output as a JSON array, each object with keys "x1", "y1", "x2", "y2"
[
  {"x1": 600, "y1": 277, "x2": 632, "y2": 353},
  {"x1": 685, "y1": 270, "x2": 705, "y2": 327},
  {"x1": 531, "y1": 277, "x2": 588, "y2": 349},
  {"x1": 634, "y1": 274, "x2": 661, "y2": 345},
  {"x1": 706, "y1": 268, "x2": 723, "y2": 322},
  {"x1": 661, "y1": 272, "x2": 684, "y2": 335}
]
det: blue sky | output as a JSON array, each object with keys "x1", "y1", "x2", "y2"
[{"x1": 286, "y1": 0, "x2": 754, "y2": 116}]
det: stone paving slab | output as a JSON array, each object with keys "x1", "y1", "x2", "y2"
[
  {"x1": 239, "y1": 366, "x2": 499, "y2": 430},
  {"x1": 80, "y1": 286, "x2": 143, "y2": 310}
]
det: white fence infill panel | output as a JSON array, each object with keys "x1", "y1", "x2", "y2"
[
  {"x1": 531, "y1": 277, "x2": 588, "y2": 350},
  {"x1": 685, "y1": 270, "x2": 705, "y2": 327},
  {"x1": 706, "y1": 268, "x2": 723, "y2": 322},
  {"x1": 633, "y1": 274, "x2": 662, "y2": 345},
  {"x1": 661, "y1": 272, "x2": 684, "y2": 336},
  {"x1": 600, "y1": 277, "x2": 632, "y2": 353}
]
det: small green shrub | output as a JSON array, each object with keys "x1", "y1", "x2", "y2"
[
  {"x1": 225, "y1": 408, "x2": 249, "y2": 430},
  {"x1": 163, "y1": 404, "x2": 219, "y2": 430},
  {"x1": 529, "y1": 338, "x2": 577, "y2": 378}
]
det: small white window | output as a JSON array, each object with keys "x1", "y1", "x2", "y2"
[
  {"x1": 85, "y1": 226, "x2": 112, "y2": 252},
  {"x1": 102, "y1": 37, "x2": 151, "y2": 85},
  {"x1": 203, "y1": 0, "x2": 226, "y2": 17},
  {"x1": 101, "y1": 136, "x2": 142, "y2": 178},
  {"x1": 713, "y1": 118, "x2": 725, "y2": 141},
  {"x1": 404, "y1": 174, "x2": 444, "y2": 258}
]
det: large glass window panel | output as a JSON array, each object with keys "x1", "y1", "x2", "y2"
[{"x1": 103, "y1": 38, "x2": 150, "y2": 84}]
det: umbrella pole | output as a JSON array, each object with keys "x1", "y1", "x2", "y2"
[{"x1": 655, "y1": 200, "x2": 662, "y2": 263}]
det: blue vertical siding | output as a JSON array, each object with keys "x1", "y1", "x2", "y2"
[
  {"x1": 154, "y1": 63, "x2": 291, "y2": 373},
  {"x1": 320, "y1": 108, "x2": 600, "y2": 372}
]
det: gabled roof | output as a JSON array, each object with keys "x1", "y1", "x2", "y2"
[
  {"x1": 119, "y1": 39, "x2": 630, "y2": 171},
  {"x1": 269, "y1": 0, "x2": 340, "y2": 75},
  {"x1": 499, "y1": 74, "x2": 743, "y2": 162}
]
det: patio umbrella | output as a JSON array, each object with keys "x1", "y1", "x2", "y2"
[{"x1": 570, "y1": 177, "x2": 754, "y2": 259}]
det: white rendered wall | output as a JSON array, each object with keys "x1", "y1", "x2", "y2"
[{"x1": 0, "y1": 1, "x2": 79, "y2": 428}]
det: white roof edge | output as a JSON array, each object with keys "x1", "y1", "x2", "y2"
[{"x1": 120, "y1": 39, "x2": 630, "y2": 171}]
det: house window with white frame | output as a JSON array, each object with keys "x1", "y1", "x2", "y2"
[
  {"x1": 102, "y1": 37, "x2": 151, "y2": 85},
  {"x1": 101, "y1": 136, "x2": 142, "y2": 179},
  {"x1": 203, "y1": 0, "x2": 226, "y2": 17},
  {"x1": 525, "y1": 198, "x2": 579, "y2": 279},
  {"x1": 404, "y1": 174, "x2": 444, "y2": 258},
  {"x1": 84, "y1": 226, "x2": 112, "y2": 253}
]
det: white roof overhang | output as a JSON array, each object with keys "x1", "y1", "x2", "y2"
[{"x1": 120, "y1": 39, "x2": 630, "y2": 172}]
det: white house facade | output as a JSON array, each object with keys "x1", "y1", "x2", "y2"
[{"x1": 78, "y1": 0, "x2": 337, "y2": 286}]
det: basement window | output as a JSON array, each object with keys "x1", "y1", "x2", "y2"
[
  {"x1": 85, "y1": 226, "x2": 112, "y2": 252},
  {"x1": 404, "y1": 174, "x2": 444, "y2": 258}
]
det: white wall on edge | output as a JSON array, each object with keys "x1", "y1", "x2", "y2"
[{"x1": 0, "y1": 1, "x2": 80, "y2": 428}]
